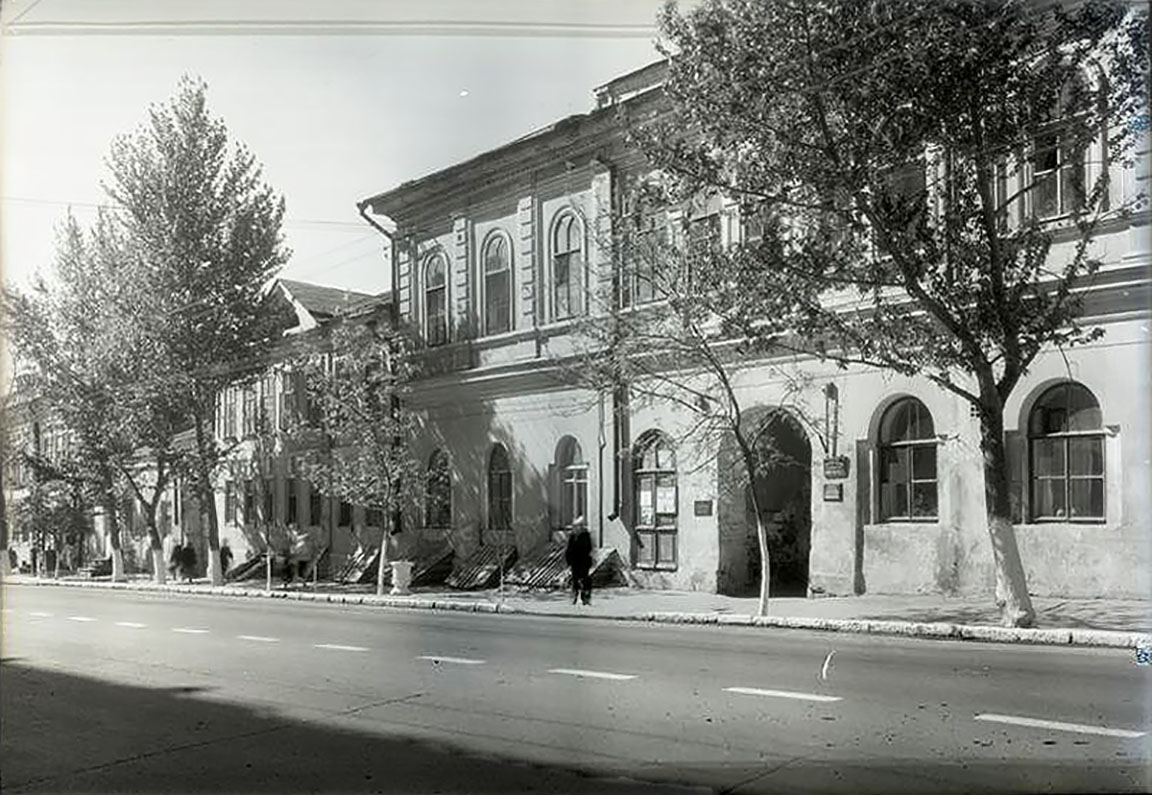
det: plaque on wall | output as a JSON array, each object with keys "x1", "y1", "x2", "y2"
[
  {"x1": 693, "y1": 499, "x2": 713, "y2": 517},
  {"x1": 823, "y1": 456, "x2": 850, "y2": 480},
  {"x1": 822, "y1": 483, "x2": 844, "y2": 502}
]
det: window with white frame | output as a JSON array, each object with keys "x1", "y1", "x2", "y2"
[
  {"x1": 633, "y1": 432, "x2": 678, "y2": 570},
  {"x1": 483, "y1": 233, "x2": 512, "y2": 335},
  {"x1": 424, "y1": 252, "x2": 449, "y2": 346},
  {"x1": 555, "y1": 437, "x2": 587, "y2": 530},
  {"x1": 1029, "y1": 80, "x2": 1088, "y2": 221},
  {"x1": 551, "y1": 213, "x2": 583, "y2": 320},
  {"x1": 878, "y1": 398, "x2": 938, "y2": 521},
  {"x1": 1028, "y1": 382, "x2": 1104, "y2": 522}
]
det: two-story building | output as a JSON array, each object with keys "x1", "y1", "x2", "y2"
[{"x1": 358, "y1": 61, "x2": 1151, "y2": 600}]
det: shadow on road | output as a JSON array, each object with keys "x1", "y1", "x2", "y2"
[
  {"x1": 2, "y1": 658, "x2": 1147, "y2": 794},
  {"x1": 0, "y1": 658, "x2": 688, "y2": 794}
]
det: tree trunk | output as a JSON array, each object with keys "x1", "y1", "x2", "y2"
[
  {"x1": 0, "y1": 465, "x2": 10, "y2": 577},
  {"x1": 192, "y1": 416, "x2": 223, "y2": 586},
  {"x1": 105, "y1": 496, "x2": 126, "y2": 583},
  {"x1": 734, "y1": 427, "x2": 771, "y2": 616},
  {"x1": 151, "y1": 548, "x2": 167, "y2": 585},
  {"x1": 145, "y1": 515, "x2": 166, "y2": 585},
  {"x1": 375, "y1": 517, "x2": 390, "y2": 597},
  {"x1": 979, "y1": 404, "x2": 1035, "y2": 627}
]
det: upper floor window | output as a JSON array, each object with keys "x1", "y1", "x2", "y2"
[
  {"x1": 425, "y1": 449, "x2": 452, "y2": 529},
  {"x1": 483, "y1": 233, "x2": 512, "y2": 335},
  {"x1": 1029, "y1": 80, "x2": 1088, "y2": 221},
  {"x1": 1028, "y1": 382, "x2": 1104, "y2": 522},
  {"x1": 242, "y1": 386, "x2": 257, "y2": 436},
  {"x1": 224, "y1": 389, "x2": 237, "y2": 439},
  {"x1": 551, "y1": 212, "x2": 583, "y2": 320},
  {"x1": 621, "y1": 208, "x2": 667, "y2": 309},
  {"x1": 279, "y1": 372, "x2": 297, "y2": 431},
  {"x1": 633, "y1": 432, "x2": 678, "y2": 570},
  {"x1": 424, "y1": 253, "x2": 449, "y2": 347},
  {"x1": 487, "y1": 443, "x2": 512, "y2": 532},
  {"x1": 878, "y1": 397, "x2": 938, "y2": 521}
]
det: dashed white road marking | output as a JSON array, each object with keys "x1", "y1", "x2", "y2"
[
  {"x1": 316, "y1": 643, "x2": 369, "y2": 652},
  {"x1": 725, "y1": 686, "x2": 842, "y2": 703},
  {"x1": 237, "y1": 635, "x2": 279, "y2": 643},
  {"x1": 975, "y1": 713, "x2": 1146, "y2": 739},
  {"x1": 549, "y1": 668, "x2": 636, "y2": 681},
  {"x1": 419, "y1": 655, "x2": 486, "y2": 665},
  {"x1": 172, "y1": 627, "x2": 209, "y2": 634},
  {"x1": 115, "y1": 621, "x2": 147, "y2": 628},
  {"x1": 67, "y1": 616, "x2": 96, "y2": 623},
  {"x1": 30, "y1": 611, "x2": 54, "y2": 617}
]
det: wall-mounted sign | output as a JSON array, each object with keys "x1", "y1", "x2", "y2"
[
  {"x1": 693, "y1": 499, "x2": 713, "y2": 517},
  {"x1": 823, "y1": 483, "x2": 844, "y2": 502},
  {"x1": 823, "y1": 456, "x2": 850, "y2": 480}
]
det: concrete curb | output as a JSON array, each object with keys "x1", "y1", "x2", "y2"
[{"x1": 6, "y1": 576, "x2": 1149, "y2": 649}]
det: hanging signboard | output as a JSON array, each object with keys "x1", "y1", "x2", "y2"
[{"x1": 823, "y1": 456, "x2": 850, "y2": 480}]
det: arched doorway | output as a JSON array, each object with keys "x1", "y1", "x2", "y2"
[{"x1": 744, "y1": 411, "x2": 813, "y2": 597}]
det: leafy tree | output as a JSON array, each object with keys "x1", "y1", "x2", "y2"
[
  {"x1": 102, "y1": 76, "x2": 289, "y2": 585},
  {"x1": 642, "y1": 0, "x2": 1147, "y2": 625},
  {"x1": 4, "y1": 215, "x2": 139, "y2": 581},
  {"x1": 570, "y1": 183, "x2": 814, "y2": 615},
  {"x1": 292, "y1": 316, "x2": 422, "y2": 596}
]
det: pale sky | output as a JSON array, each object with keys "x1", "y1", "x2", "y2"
[{"x1": 0, "y1": 1, "x2": 668, "y2": 297}]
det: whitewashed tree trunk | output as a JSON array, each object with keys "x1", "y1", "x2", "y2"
[
  {"x1": 207, "y1": 548, "x2": 223, "y2": 586},
  {"x1": 0, "y1": 549, "x2": 11, "y2": 577},
  {"x1": 111, "y1": 548, "x2": 126, "y2": 582},
  {"x1": 152, "y1": 548, "x2": 167, "y2": 585}
]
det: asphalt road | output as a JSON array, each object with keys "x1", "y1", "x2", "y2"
[{"x1": 2, "y1": 584, "x2": 1149, "y2": 794}]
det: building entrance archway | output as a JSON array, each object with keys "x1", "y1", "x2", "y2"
[{"x1": 742, "y1": 410, "x2": 812, "y2": 597}]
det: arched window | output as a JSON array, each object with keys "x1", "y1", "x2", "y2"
[
  {"x1": 556, "y1": 437, "x2": 587, "y2": 530},
  {"x1": 483, "y1": 233, "x2": 512, "y2": 335},
  {"x1": 425, "y1": 449, "x2": 451, "y2": 528},
  {"x1": 1028, "y1": 382, "x2": 1104, "y2": 521},
  {"x1": 487, "y1": 443, "x2": 512, "y2": 531},
  {"x1": 424, "y1": 253, "x2": 448, "y2": 347},
  {"x1": 634, "y1": 433, "x2": 678, "y2": 570},
  {"x1": 878, "y1": 398, "x2": 938, "y2": 521},
  {"x1": 551, "y1": 213, "x2": 583, "y2": 320}
]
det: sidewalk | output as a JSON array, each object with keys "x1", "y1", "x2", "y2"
[{"x1": 5, "y1": 573, "x2": 1151, "y2": 649}]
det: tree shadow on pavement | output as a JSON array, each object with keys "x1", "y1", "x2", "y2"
[
  {"x1": 0, "y1": 659, "x2": 691, "y2": 795},
  {"x1": 861, "y1": 600, "x2": 1152, "y2": 633}
]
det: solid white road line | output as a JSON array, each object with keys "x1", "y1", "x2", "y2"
[
  {"x1": 975, "y1": 713, "x2": 1146, "y2": 739},
  {"x1": 237, "y1": 635, "x2": 279, "y2": 643},
  {"x1": 418, "y1": 655, "x2": 486, "y2": 665},
  {"x1": 548, "y1": 668, "x2": 636, "y2": 681},
  {"x1": 315, "y1": 643, "x2": 369, "y2": 652},
  {"x1": 725, "y1": 686, "x2": 842, "y2": 703},
  {"x1": 172, "y1": 628, "x2": 209, "y2": 634},
  {"x1": 30, "y1": 611, "x2": 53, "y2": 617},
  {"x1": 115, "y1": 621, "x2": 147, "y2": 628},
  {"x1": 67, "y1": 616, "x2": 96, "y2": 622}
]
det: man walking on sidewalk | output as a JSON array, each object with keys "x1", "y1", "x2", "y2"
[{"x1": 565, "y1": 520, "x2": 593, "y2": 606}]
